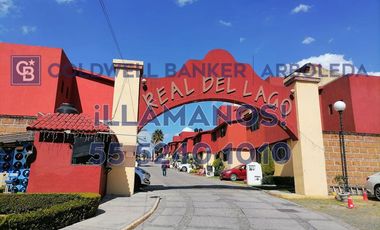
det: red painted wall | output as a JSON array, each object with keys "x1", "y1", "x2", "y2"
[
  {"x1": 349, "y1": 76, "x2": 380, "y2": 134},
  {"x1": 27, "y1": 133, "x2": 106, "y2": 195},
  {"x1": 320, "y1": 75, "x2": 380, "y2": 134},
  {"x1": 0, "y1": 43, "x2": 62, "y2": 116},
  {"x1": 69, "y1": 75, "x2": 114, "y2": 120},
  {"x1": 0, "y1": 43, "x2": 115, "y2": 120}
]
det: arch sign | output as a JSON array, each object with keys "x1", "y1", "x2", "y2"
[{"x1": 138, "y1": 50, "x2": 298, "y2": 140}]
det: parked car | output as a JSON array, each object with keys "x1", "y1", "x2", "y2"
[
  {"x1": 172, "y1": 160, "x2": 182, "y2": 169},
  {"x1": 220, "y1": 164, "x2": 247, "y2": 181},
  {"x1": 365, "y1": 172, "x2": 380, "y2": 200},
  {"x1": 178, "y1": 163, "x2": 192, "y2": 172},
  {"x1": 135, "y1": 167, "x2": 151, "y2": 191}
]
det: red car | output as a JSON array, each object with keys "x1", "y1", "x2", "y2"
[{"x1": 220, "y1": 164, "x2": 247, "y2": 181}]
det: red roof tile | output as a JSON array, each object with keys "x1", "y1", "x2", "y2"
[{"x1": 27, "y1": 113, "x2": 110, "y2": 133}]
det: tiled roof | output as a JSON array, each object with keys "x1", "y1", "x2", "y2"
[{"x1": 27, "y1": 113, "x2": 110, "y2": 133}]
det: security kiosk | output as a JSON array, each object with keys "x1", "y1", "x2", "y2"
[
  {"x1": 205, "y1": 165, "x2": 215, "y2": 177},
  {"x1": 247, "y1": 162, "x2": 263, "y2": 186}
]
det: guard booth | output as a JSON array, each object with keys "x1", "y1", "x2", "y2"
[
  {"x1": 247, "y1": 162, "x2": 263, "y2": 186},
  {"x1": 205, "y1": 165, "x2": 215, "y2": 177}
]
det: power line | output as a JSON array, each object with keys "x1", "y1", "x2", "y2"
[
  {"x1": 98, "y1": 0, "x2": 137, "y2": 123},
  {"x1": 98, "y1": 0, "x2": 123, "y2": 59}
]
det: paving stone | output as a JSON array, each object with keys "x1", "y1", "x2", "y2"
[
  {"x1": 234, "y1": 201, "x2": 275, "y2": 209},
  {"x1": 248, "y1": 218, "x2": 304, "y2": 230},
  {"x1": 188, "y1": 216, "x2": 240, "y2": 229},
  {"x1": 193, "y1": 207, "x2": 241, "y2": 217},
  {"x1": 294, "y1": 211, "x2": 329, "y2": 220},
  {"x1": 192, "y1": 201, "x2": 231, "y2": 208},
  {"x1": 150, "y1": 215, "x2": 183, "y2": 227},
  {"x1": 308, "y1": 220, "x2": 349, "y2": 230},
  {"x1": 160, "y1": 207, "x2": 187, "y2": 215},
  {"x1": 67, "y1": 163, "x2": 354, "y2": 230},
  {"x1": 165, "y1": 201, "x2": 187, "y2": 207},
  {"x1": 242, "y1": 208, "x2": 290, "y2": 219}
]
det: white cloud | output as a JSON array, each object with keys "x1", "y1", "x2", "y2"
[
  {"x1": 296, "y1": 53, "x2": 354, "y2": 74},
  {"x1": 219, "y1": 20, "x2": 232, "y2": 27},
  {"x1": 21, "y1": 26, "x2": 37, "y2": 35},
  {"x1": 294, "y1": 54, "x2": 380, "y2": 76},
  {"x1": 56, "y1": 0, "x2": 75, "y2": 4},
  {"x1": 0, "y1": 0, "x2": 14, "y2": 17},
  {"x1": 367, "y1": 72, "x2": 380, "y2": 76},
  {"x1": 280, "y1": 53, "x2": 374, "y2": 76},
  {"x1": 239, "y1": 37, "x2": 246, "y2": 43},
  {"x1": 302, "y1": 36, "x2": 315, "y2": 44},
  {"x1": 291, "y1": 4, "x2": 311, "y2": 14},
  {"x1": 328, "y1": 38, "x2": 334, "y2": 43},
  {"x1": 175, "y1": 0, "x2": 197, "y2": 7}
]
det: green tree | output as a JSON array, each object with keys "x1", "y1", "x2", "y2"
[
  {"x1": 212, "y1": 156, "x2": 225, "y2": 176},
  {"x1": 151, "y1": 129, "x2": 164, "y2": 160},
  {"x1": 151, "y1": 129, "x2": 164, "y2": 144}
]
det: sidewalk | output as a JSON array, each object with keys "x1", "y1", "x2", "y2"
[{"x1": 64, "y1": 191, "x2": 160, "y2": 230}]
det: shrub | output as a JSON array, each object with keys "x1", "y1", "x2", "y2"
[
  {"x1": 190, "y1": 169, "x2": 199, "y2": 174},
  {"x1": 262, "y1": 175, "x2": 274, "y2": 185},
  {"x1": 0, "y1": 194, "x2": 77, "y2": 214},
  {"x1": 0, "y1": 193, "x2": 100, "y2": 230},
  {"x1": 212, "y1": 158, "x2": 225, "y2": 176},
  {"x1": 261, "y1": 147, "x2": 275, "y2": 176},
  {"x1": 334, "y1": 175, "x2": 344, "y2": 185}
]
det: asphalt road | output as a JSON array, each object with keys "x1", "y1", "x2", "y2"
[{"x1": 136, "y1": 163, "x2": 356, "y2": 230}]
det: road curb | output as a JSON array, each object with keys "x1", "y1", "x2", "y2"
[
  {"x1": 123, "y1": 196, "x2": 161, "y2": 230},
  {"x1": 265, "y1": 190, "x2": 333, "y2": 199}
]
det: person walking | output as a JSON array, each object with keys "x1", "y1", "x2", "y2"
[{"x1": 161, "y1": 162, "x2": 167, "y2": 176}]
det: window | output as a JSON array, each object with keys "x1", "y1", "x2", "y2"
[
  {"x1": 194, "y1": 135, "x2": 201, "y2": 144},
  {"x1": 181, "y1": 142, "x2": 187, "y2": 153},
  {"x1": 249, "y1": 120, "x2": 260, "y2": 131},
  {"x1": 61, "y1": 82, "x2": 64, "y2": 94},
  {"x1": 222, "y1": 150, "x2": 229, "y2": 162},
  {"x1": 65, "y1": 87, "x2": 69, "y2": 99},
  {"x1": 328, "y1": 104, "x2": 333, "y2": 115},
  {"x1": 72, "y1": 136, "x2": 107, "y2": 165},
  {"x1": 211, "y1": 131, "x2": 217, "y2": 141},
  {"x1": 220, "y1": 125, "x2": 227, "y2": 137}
]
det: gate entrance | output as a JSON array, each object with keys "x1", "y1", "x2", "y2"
[{"x1": 108, "y1": 49, "x2": 328, "y2": 197}]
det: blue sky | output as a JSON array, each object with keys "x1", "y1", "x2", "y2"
[{"x1": 1, "y1": 0, "x2": 379, "y2": 142}]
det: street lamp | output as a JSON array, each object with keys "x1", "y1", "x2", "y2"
[{"x1": 333, "y1": 100, "x2": 349, "y2": 193}]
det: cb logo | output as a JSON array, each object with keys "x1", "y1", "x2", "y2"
[{"x1": 11, "y1": 56, "x2": 41, "y2": 85}]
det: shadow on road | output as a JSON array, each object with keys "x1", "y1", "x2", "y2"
[{"x1": 143, "y1": 184, "x2": 261, "y2": 191}]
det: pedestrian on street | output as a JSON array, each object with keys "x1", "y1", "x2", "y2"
[{"x1": 161, "y1": 162, "x2": 167, "y2": 176}]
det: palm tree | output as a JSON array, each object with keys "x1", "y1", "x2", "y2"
[{"x1": 151, "y1": 129, "x2": 164, "y2": 161}]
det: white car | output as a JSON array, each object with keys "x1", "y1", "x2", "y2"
[
  {"x1": 135, "y1": 167, "x2": 151, "y2": 191},
  {"x1": 365, "y1": 172, "x2": 380, "y2": 200},
  {"x1": 172, "y1": 160, "x2": 182, "y2": 169},
  {"x1": 178, "y1": 163, "x2": 192, "y2": 173}
]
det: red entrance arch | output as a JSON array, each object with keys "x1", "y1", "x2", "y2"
[{"x1": 138, "y1": 49, "x2": 298, "y2": 140}]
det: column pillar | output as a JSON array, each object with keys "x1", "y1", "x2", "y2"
[
  {"x1": 285, "y1": 75, "x2": 328, "y2": 196},
  {"x1": 107, "y1": 59, "x2": 143, "y2": 196}
]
